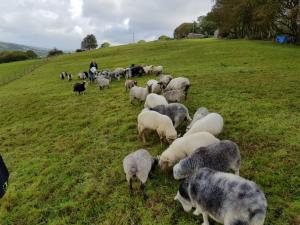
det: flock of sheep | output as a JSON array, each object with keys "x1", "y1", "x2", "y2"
[{"x1": 60, "y1": 64, "x2": 267, "y2": 225}]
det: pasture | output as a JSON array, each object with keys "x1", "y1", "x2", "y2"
[{"x1": 0, "y1": 39, "x2": 299, "y2": 225}]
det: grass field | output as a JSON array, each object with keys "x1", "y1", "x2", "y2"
[{"x1": 0, "y1": 39, "x2": 299, "y2": 225}]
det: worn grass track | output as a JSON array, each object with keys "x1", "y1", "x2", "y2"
[{"x1": 0, "y1": 39, "x2": 299, "y2": 225}]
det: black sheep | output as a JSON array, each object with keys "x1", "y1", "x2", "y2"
[
  {"x1": 131, "y1": 66, "x2": 145, "y2": 77},
  {"x1": 73, "y1": 82, "x2": 86, "y2": 94}
]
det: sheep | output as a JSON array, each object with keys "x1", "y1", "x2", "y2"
[
  {"x1": 184, "y1": 113, "x2": 224, "y2": 137},
  {"x1": 123, "y1": 149, "x2": 158, "y2": 199},
  {"x1": 67, "y1": 73, "x2": 72, "y2": 81},
  {"x1": 165, "y1": 77, "x2": 191, "y2": 99},
  {"x1": 125, "y1": 80, "x2": 137, "y2": 91},
  {"x1": 78, "y1": 72, "x2": 87, "y2": 80},
  {"x1": 96, "y1": 77, "x2": 110, "y2": 90},
  {"x1": 126, "y1": 66, "x2": 145, "y2": 79},
  {"x1": 73, "y1": 81, "x2": 86, "y2": 94},
  {"x1": 159, "y1": 132, "x2": 219, "y2": 170},
  {"x1": 149, "y1": 103, "x2": 192, "y2": 128},
  {"x1": 152, "y1": 65, "x2": 163, "y2": 75},
  {"x1": 137, "y1": 110, "x2": 177, "y2": 145},
  {"x1": 144, "y1": 93, "x2": 168, "y2": 109},
  {"x1": 147, "y1": 80, "x2": 163, "y2": 94},
  {"x1": 173, "y1": 140, "x2": 241, "y2": 180},
  {"x1": 60, "y1": 72, "x2": 65, "y2": 80},
  {"x1": 143, "y1": 65, "x2": 153, "y2": 74},
  {"x1": 163, "y1": 90, "x2": 186, "y2": 103},
  {"x1": 174, "y1": 168, "x2": 267, "y2": 225},
  {"x1": 159, "y1": 74, "x2": 173, "y2": 88},
  {"x1": 114, "y1": 67, "x2": 126, "y2": 77},
  {"x1": 129, "y1": 85, "x2": 151, "y2": 104},
  {"x1": 186, "y1": 107, "x2": 209, "y2": 131}
]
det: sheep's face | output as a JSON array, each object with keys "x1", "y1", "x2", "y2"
[
  {"x1": 167, "y1": 131, "x2": 177, "y2": 144},
  {"x1": 159, "y1": 156, "x2": 173, "y2": 171}
]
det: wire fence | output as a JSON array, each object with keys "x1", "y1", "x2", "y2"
[{"x1": 0, "y1": 59, "x2": 48, "y2": 86}]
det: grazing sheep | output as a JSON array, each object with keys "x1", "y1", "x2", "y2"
[
  {"x1": 73, "y1": 82, "x2": 86, "y2": 94},
  {"x1": 147, "y1": 80, "x2": 163, "y2": 94},
  {"x1": 165, "y1": 77, "x2": 190, "y2": 99},
  {"x1": 67, "y1": 73, "x2": 72, "y2": 81},
  {"x1": 78, "y1": 72, "x2": 87, "y2": 80},
  {"x1": 144, "y1": 93, "x2": 168, "y2": 109},
  {"x1": 173, "y1": 140, "x2": 241, "y2": 180},
  {"x1": 159, "y1": 132, "x2": 219, "y2": 170},
  {"x1": 60, "y1": 72, "x2": 65, "y2": 80},
  {"x1": 123, "y1": 149, "x2": 158, "y2": 199},
  {"x1": 152, "y1": 65, "x2": 163, "y2": 75},
  {"x1": 184, "y1": 113, "x2": 224, "y2": 137},
  {"x1": 137, "y1": 110, "x2": 177, "y2": 145},
  {"x1": 126, "y1": 66, "x2": 145, "y2": 79},
  {"x1": 143, "y1": 65, "x2": 153, "y2": 74},
  {"x1": 159, "y1": 74, "x2": 173, "y2": 88},
  {"x1": 129, "y1": 85, "x2": 151, "y2": 104},
  {"x1": 149, "y1": 103, "x2": 192, "y2": 128},
  {"x1": 96, "y1": 77, "x2": 110, "y2": 89},
  {"x1": 174, "y1": 168, "x2": 267, "y2": 225},
  {"x1": 114, "y1": 67, "x2": 126, "y2": 77},
  {"x1": 163, "y1": 90, "x2": 186, "y2": 103},
  {"x1": 125, "y1": 80, "x2": 137, "y2": 91},
  {"x1": 186, "y1": 107, "x2": 209, "y2": 131}
]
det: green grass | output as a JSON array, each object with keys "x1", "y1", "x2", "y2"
[
  {"x1": 0, "y1": 59, "x2": 45, "y2": 85},
  {"x1": 0, "y1": 39, "x2": 299, "y2": 225}
]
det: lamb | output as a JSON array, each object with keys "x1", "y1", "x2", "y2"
[
  {"x1": 165, "y1": 77, "x2": 190, "y2": 99},
  {"x1": 159, "y1": 132, "x2": 220, "y2": 170},
  {"x1": 163, "y1": 90, "x2": 186, "y2": 103},
  {"x1": 125, "y1": 80, "x2": 137, "y2": 91},
  {"x1": 149, "y1": 103, "x2": 192, "y2": 128},
  {"x1": 129, "y1": 85, "x2": 151, "y2": 104},
  {"x1": 159, "y1": 74, "x2": 173, "y2": 88},
  {"x1": 73, "y1": 82, "x2": 86, "y2": 94},
  {"x1": 123, "y1": 149, "x2": 158, "y2": 199},
  {"x1": 137, "y1": 110, "x2": 177, "y2": 145},
  {"x1": 184, "y1": 113, "x2": 224, "y2": 137},
  {"x1": 144, "y1": 93, "x2": 168, "y2": 109},
  {"x1": 186, "y1": 107, "x2": 209, "y2": 131},
  {"x1": 147, "y1": 80, "x2": 163, "y2": 94},
  {"x1": 174, "y1": 168, "x2": 267, "y2": 225},
  {"x1": 152, "y1": 65, "x2": 163, "y2": 75},
  {"x1": 173, "y1": 140, "x2": 241, "y2": 180},
  {"x1": 96, "y1": 77, "x2": 110, "y2": 89}
]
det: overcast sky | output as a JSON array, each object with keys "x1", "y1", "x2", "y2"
[{"x1": 0, "y1": 0, "x2": 214, "y2": 50}]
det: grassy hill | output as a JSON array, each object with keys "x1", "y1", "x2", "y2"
[
  {"x1": 0, "y1": 39, "x2": 299, "y2": 225},
  {"x1": 0, "y1": 41, "x2": 48, "y2": 57}
]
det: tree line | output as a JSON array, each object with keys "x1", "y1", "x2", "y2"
[
  {"x1": 207, "y1": 0, "x2": 299, "y2": 41},
  {"x1": 0, "y1": 50, "x2": 37, "y2": 64}
]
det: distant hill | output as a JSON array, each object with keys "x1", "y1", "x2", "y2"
[{"x1": 0, "y1": 41, "x2": 49, "y2": 57}]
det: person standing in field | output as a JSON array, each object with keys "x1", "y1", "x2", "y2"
[{"x1": 89, "y1": 59, "x2": 98, "y2": 82}]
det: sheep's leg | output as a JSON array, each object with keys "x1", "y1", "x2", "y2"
[
  {"x1": 235, "y1": 169, "x2": 239, "y2": 176},
  {"x1": 140, "y1": 182, "x2": 148, "y2": 200},
  {"x1": 201, "y1": 212, "x2": 209, "y2": 225},
  {"x1": 129, "y1": 179, "x2": 133, "y2": 196}
]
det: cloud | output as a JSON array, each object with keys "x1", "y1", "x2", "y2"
[{"x1": 0, "y1": 0, "x2": 213, "y2": 50}]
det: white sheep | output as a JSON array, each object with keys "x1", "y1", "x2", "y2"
[
  {"x1": 159, "y1": 74, "x2": 173, "y2": 88},
  {"x1": 184, "y1": 113, "x2": 224, "y2": 137},
  {"x1": 123, "y1": 149, "x2": 157, "y2": 199},
  {"x1": 144, "y1": 93, "x2": 168, "y2": 109},
  {"x1": 186, "y1": 107, "x2": 209, "y2": 131},
  {"x1": 152, "y1": 65, "x2": 163, "y2": 75},
  {"x1": 159, "y1": 132, "x2": 220, "y2": 170},
  {"x1": 165, "y1": 77, "x2": 190, "y2": 99},
  {"x1": 129, "y1": 85, "x2": 151, "y2": 104},
  {"x1": 143, "y1": 65, "x2": 154, "y2": 74},
  {"x1": 163, "y1": 90, "x2": 186, "y2": 103},
  {"x1": 147, "y1": 79, "x2": 163, "y2": 94},
  {"x1": 137, "y1": 110, "x2": 177, "y2": 145},
  {"x1": 78, "y1": 72, "x2": 87, "y2": 80}
]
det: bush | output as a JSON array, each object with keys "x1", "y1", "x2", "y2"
[
  {"x1": 47, "y1": 48, "x2": 64, "y2": 57},
  {"x1": 100, "y1": 42, "x2": 110, "y2": 48},
  {"x1": 158, "y1": 35, "x2": 171, "y2": 41},
  {"x1": 0, "y1": 50, "x2": 38, "y2": 64},
  {"x1": 76, "y1": 49, "x2": 85, "y2": 53},
  {"x1": 174, "y1": 23, "x2": 194, "y2": 39},
  {"x1": 137, "y1": 40, "x2": 146, "y2": 44}
]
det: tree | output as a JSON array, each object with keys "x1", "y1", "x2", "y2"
[
  {"x1": 81, "y1": 34, "x2": 98, "y2": 50},
  {"x1": 26, "y1": 50, "x2": 38, "y2": 59},
  {"x1": 174, "y1": 23, "x2": 194, "y2": 39},
  {"x1": 100, "y1": 42, "x2": 110, "y2": 48},
  {"x1": 199, "y1": 16, "x2": 218, "y2": 35},
  {"x1": 47, "y1": 48, "x2": 64, "y2": 57}
]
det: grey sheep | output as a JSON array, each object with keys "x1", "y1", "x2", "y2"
[
  {"x1": 173, "y1": 140, "x2": 241, "y2": 180},
  {"x1": 123, "y1": 149, "x2": 158, "y2": 199},
  {"x1": 163, "y1": 90, "x2": 186, "y2": 103},
  {"x1": 149, "y1": 103, "x2": 192, "y2": 128},
  {"x1": 186, "y1": 107, "x2": 209, "y2": 131},
  {"x1": 175, "y1": 168, "x2": 267, "y2": 225},
  {"x1": 96, "y1": 76, "x2": 110, "y2": 89}
]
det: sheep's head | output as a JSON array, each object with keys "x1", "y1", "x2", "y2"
[
  {"x1": 159, "y1": 155, "x2": 173, "y2": 171},
  {"x1": 166, "y1": 130, "x2": 177, "y2": 144}
]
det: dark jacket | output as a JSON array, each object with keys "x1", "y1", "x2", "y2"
[{"x1": 89, "y1": 62, "x2": 98, "y2": 69}]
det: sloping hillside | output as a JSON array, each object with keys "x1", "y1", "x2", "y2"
[
  {"x1": 0, "y1": 41, "x2": 48, "y2": 57},
  {"x1": 0, "y1": 39, "x2": 299, "y2": 225}
]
